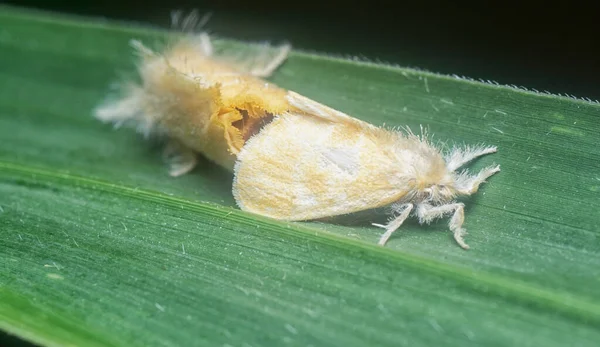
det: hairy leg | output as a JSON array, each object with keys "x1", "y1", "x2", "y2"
[
  {"x1": 373, "y1": 203, "x2": 414, "y2": 246},
  {"x1": 163, "y1": 140, "x2": 198, "y2": 177},
  {"x1": 249, "y1": 44, "x2": 292, "y2": 78},
  {"x1": 455, "y1": 165, "x2": 501, "y2": 195},
  {"x1": 171, "y1": 10, "x2": 212, "y2": 33},
  {"x1": 416, "y1": 203, "x2": 469, "y2": 249},
  {"x1": 198, "y1": 33, "x2": 213, "y2": 56},
  {"x1": 445, "y1": 145, "x2": 497, "y2": 172}
]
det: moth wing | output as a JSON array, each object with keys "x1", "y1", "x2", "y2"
[
  {"x1": 286, "y1": 91, "x2": 374, "y2": 128},
  {"x1": 232, "y1": 110, "x2": 409, "y2": 221}
]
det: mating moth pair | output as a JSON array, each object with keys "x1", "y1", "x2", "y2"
[{"x1": 95, "y1": 12, "x2": 500, "y2": 249}]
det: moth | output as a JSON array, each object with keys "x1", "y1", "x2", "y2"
[{"x1": 95, "y1": 11, "x2": 500, "y2": 249}]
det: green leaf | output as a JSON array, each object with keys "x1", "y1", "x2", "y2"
[{"x1": 1, "y1": 5, "x2": 599, "y2": 347}]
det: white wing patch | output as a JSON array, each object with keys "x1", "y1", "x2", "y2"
[{"x1": 319, "y1": 146, "x2": 360, "y2": 176}]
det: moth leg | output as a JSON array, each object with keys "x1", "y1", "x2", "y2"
[
  {"x1": 373, "y1": 203, "x2": 414, "y2": 246},
  {"x1": 446, "y1": 145, "x2": 497, "y2": 172},
  {"x1": 171, "y1": 10, "x2": 213, "y2": 34},
  {"x1": 455, "y1": 165, "x2": 501, "y2": 195},
  {"x1": 163, "y1": 140, "x2": 198, "y2": 177},
  {"x1": 416, "y1": 203, "x2": 469, "y2": 249},
  {"x1": 197, "y1": 32, "x2": 213, "y2": 56},
  {"x1": 249, "y1": 43, "x2": 291, "y2": 78}
]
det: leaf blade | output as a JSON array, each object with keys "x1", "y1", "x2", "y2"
[{"x1": 1, "y1": 5, "x2": 600, "y2": 347}]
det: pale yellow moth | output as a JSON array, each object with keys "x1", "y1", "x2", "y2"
[{"x1": 95, "y1": 12, "x2": 500, "y2": 249}]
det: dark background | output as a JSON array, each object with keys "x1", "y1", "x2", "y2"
[
  {"x1": 0, "y1": 0, "x2": 598, "y2": 345},
  {"x1": 2, "y1": 0, "x2": 599, "y2": 101}
]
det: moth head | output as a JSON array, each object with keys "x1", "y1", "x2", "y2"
[
  {"x1": 422, "y1": 181, "x2": 457, "y2": 204},
  {"x1": 410, "y1": 171, "x2": 457, "y2": 204},
  {"x1": 405, "y1": 147, "x2": 457, "y2": 203}
]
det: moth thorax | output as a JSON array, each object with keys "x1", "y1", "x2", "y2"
[{"x1": 406, "y1": 151, "x2": 447, "y2": 188}]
